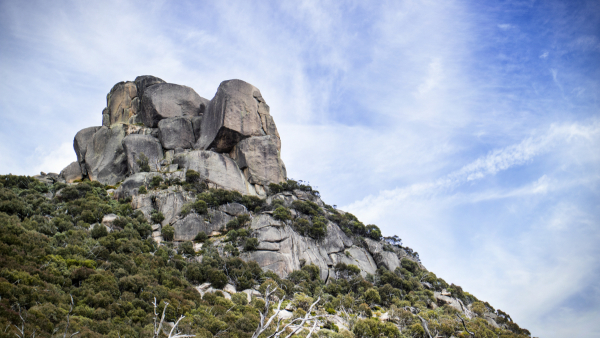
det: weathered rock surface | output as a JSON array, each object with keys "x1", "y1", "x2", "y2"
[
  {"x1": 134, "y1": 75, "x2": 166, "y2": 101},
  {"x1": 107, "y1": 81, "x2": 138, "y2": 125},
  {"x1": 131, "y1": 186, "x2": 193, "y2": 226},
  {"x1": 196, "y1": 79, "x2": 279, "y2": 152},
  {"x1": 84, "y1": 124, "x2": 128, "y2": 185},
  {"x1": 231, "y1": 136, "x2": 286, "y2": 186},
  {"x1": 113, "y1": 172, "x2": 161, "y2": 199},
  {"x1": 218, "y1": 203, "x2": 248, "y2": 216},
  {"x1": 122, "y1": 134, "x2": 164, "y2": 174},
  {"x1": 241, "y1": 214, "x2": 373, "y2": 282},
  {"x1": 434, "y1": 292, "x2": 473, "y2": 318},
  {"x1": 73, "y1": 126, "x2": 101, "y2": 176},
  {"x1": 60, "y1": 161, "x2": 83, "y2": 183},
  {"x1": 173, "y1": 150, "x2": 248, "y2": 194},
  {"x1": 191, "y1": 116, "x2": 203, "y2": 141},
  {"x1": 141, "y1": 83, "x2": 206, "y2": 128},
  {"x1": 364, "y1": 238, "x2": 400, "y2": 272},
  {"x1": 158, "y1": 116, "x2": 195, "y2": 150},
  {"x1": 172, "y1": 209, "x2": 233, "y2": 241}
]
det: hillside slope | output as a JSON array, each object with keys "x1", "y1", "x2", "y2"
[{"x1": 0, "y1": 76, "x2": 533, "y2": 337}]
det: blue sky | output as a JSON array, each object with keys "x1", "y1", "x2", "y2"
[{"x1": 1, "y1": 0, "x2": 599, "y2": 336}]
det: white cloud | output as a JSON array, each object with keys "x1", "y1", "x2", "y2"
[{"x1": 343, "y1": 120, "x2": 600, "y2": 218}]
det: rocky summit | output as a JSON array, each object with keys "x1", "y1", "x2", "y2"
[{"x1": 0, "y1": 76, "x2": 532, "y2": 338}]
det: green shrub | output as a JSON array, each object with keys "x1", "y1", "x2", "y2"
[
  {"x1": 273, "y1": 206, "x2": 291, "y2": 221},
  {"x1": 232, "y1": 292, "x2": 248, "y2": 306},
  {"x1": 91, "y1": 224, "x2": 108, "y2": 239},
  {"x1": 208, "y1": 269, "x2": 228, "y2": 289},
  {"x1": 138, "y1": 186, "x2": 147, "y2": 194},
  {"x1": 186, "y1": 169, "x2": 200, "y2": 183},
  {"x1": 136, "y1": 153, "x2": 151, "y2": 172},
  {"x1": 150, "y1": 176, "x2": 163, "y2": 189},
  {"x1": 178, "y1": 241, "x2": 195, "y2": 257},
  {"x1": 227, "y1": 214, "x2": 251, "y2": 230},
  {"x1": 366, "y1": 224, "x2": 382, "y2": 241},
  {"x1": 268, "y1": 183, "x2": 284, "y2": 194},
  {"x1": 244, "y1": 238, "x2": 259, "y2": 251},
  {"x1": 162, "y1": 224, "x2": 174, "y2": 241},
  {"x1": 241, "y1": 195, "x2": 264, "y2": 211},
  {"x1": 194, "y1": 231, "x2": 208, "y2": 242},
  {"x1": 151, "y1": 210, "x2": 165, "y2": 224},
  {"x1": 193, "y1": 200, "x2": 208, "y2": 214}
]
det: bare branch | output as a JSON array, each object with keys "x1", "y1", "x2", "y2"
[
  {"x1": 168, "y1": 315, "x2": 195, "y2": 338},
  {"x1": 417, "y1": 316, "x2": 433, "y2": 338},
  {"x1": 153, "y1": 297, "x2": 170, "y2": 338},
  {"x1": 456, "y1": 313, "x2": 475, "y2": 338}
]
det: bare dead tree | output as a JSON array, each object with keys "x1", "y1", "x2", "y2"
[
  {"x1": 62, "y1": 295, "x2": 79, "y2": 338},
  {"x1": 251, "y1": 285, "x2": 328, "y2": 338},
  {"x1": 152, "y1": 298, "x2": 195, "y2": 338},
  {"x1": 456, "y1": 313, "x2": 475, "y2": 338},
  {"x1": 12, "y1": 303, "x2": 35, "y2": 338},
  {"x1": 416, "y1": 315, "x2": 433, "y2": 338},
  {"x1": 153, "y1": 297, "x2": 168, "y2": 338},
  {"x1": 167, "y1": 315, "x2": 195, "y2": 338}
]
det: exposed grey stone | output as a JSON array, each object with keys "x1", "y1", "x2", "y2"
[
  {"x1": 158, "y1": 116, "x2": 195, "y2": 150},
  {"x1": 434, "y1": 292, "x2": 470, "y2": 317},
  {"x1": 84, "y1": 124, "x2": 128, "y2": 185},
  {"x1": 484, "y1": 313, "x2": 500, "y2": 328},
  {"x1": 134, "y1": 75, "x2": 166, "y2": 101},
  {"x1": 172, "y1": 209, "x2": 233, "y2": 241},
  {"x1": 128, "y1": 113, "x2": 143, "y2": 125},
  {"x1": 141, "y1": 83, "x2": 207, "y2": 127},
  {"x1": 329, "y1": 246, "x2": 378, "y2": 277},
  {"x1": 231, "y1": 136, "x2": 286, "y2": 186},
  {"x1": 131, "y1": 187, "x2": 194, "y2": 226},
  {"x1": 60, "y1": 161, "x2": 82, "y2": 183},
  {"x1": 113, "y1": 172, "x2": 161, "y2": 199},
  {"x1": 102, "y1": 214, "x2": 119, "y2": 232},
  {"x1": 173, "y1": 150, "x2": 248, "y2": 194},
  {"x1": 218, "y1": 203, "x2": 248, "y2": 216},
  {"x1": 102, "y1": 112, "x2": 110, "y2": 127},
  {"x1": 107, "y1": 81, "x2": 137, "y2": 125},
  {"x1": 364, "y1": 238, "x2": 400, "y2": 272},
  {"x1": 242, "y1": 215, "x2": 358, "y2": 281},
  {"x1": 191, "y1": 116, "x2": 203, "y2": 141},
  {"x1": 196, "y1": 79, "x2": 280, "y2": 152},
  {"x1": 266, "y1": 193, "x2": 297, "y2": 207},
  {"x1": 122, "y1": 134, "x2": 164, "y2": 174},
  {"x1": 223, "y1": 284, "x2": 236, "y2": 294},
  {"x1": 73, "y1": 126, "x2": 101, "y2": 176}
]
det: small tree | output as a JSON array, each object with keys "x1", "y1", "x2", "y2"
[
  {"x1": 91, "y1": 224, "x2": 108, "y2": 239},
  {"x1": 194, "y1": 231, "x2": 207, "y2": 242},
  {"x1": 151, "y1": 210, "x2": 165, "y2": 224},
  {"x1": 244, "y1": 238, "x2": 259, "y2": 251},
  {"x1": 273, "y1": 207, "x2": 291, "y2": 222},
  {"x1": 136, "y1": 153, "x2": 151, "y2": 172},
  {"x1": 162, "y1": 224, "x2": 174, "y2": 241}
]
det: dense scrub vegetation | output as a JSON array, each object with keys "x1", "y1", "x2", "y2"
[{"x1": 0, "y1": 175, "x2": 531, "y2": 337}]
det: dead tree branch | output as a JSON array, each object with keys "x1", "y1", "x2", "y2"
[{"x1": 456, "y1": 313, "x2": 475, "y2": 338}]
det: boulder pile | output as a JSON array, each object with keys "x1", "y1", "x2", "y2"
[{"x1": 60, "y1": 76, "x2": 286, "y2": 196}]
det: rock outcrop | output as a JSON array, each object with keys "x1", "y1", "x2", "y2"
[
  {"x1": 58, "y1": 76, "x2": 422, "y2": 283},
  {"x1": 196, "y1": 80, "x2": 281, "y2": 153},
  {"x1": 61, "y1": 76, "x2": 286, "y2": 195}
]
